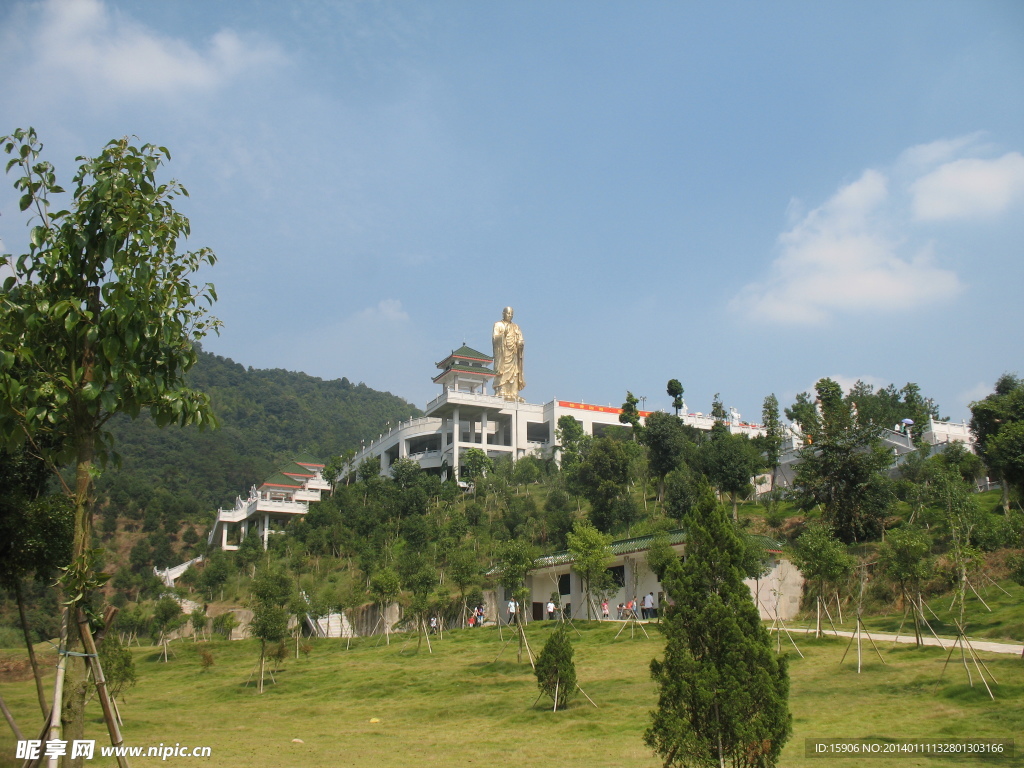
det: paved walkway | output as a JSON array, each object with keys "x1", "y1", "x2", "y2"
[{"x1": 772, "y1": 626, "x2": 1024, "y2": 656}]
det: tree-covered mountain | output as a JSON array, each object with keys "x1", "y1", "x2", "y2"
[{"x1": 96, "y1": 349, "x2": 421, "y2": 521}]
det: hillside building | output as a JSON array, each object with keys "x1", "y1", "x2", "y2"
[{"x1": 207, "y1": 452, "x2": 329, "y2": 551}]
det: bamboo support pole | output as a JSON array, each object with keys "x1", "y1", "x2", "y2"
[{"x1": 76, "y1": 609, "x2": 130, "y2": 768}]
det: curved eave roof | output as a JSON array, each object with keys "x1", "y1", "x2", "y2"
[
  {"x1": 259, "y1": 472, "x2": 304, "y2": 490},
  {"x1": 432, "y1": 365, "x2": 497, "y2": 383}
]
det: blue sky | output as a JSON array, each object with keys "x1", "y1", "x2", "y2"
[{"x1": 1, "y1": 0, "x2": 1022, "y2": 424}]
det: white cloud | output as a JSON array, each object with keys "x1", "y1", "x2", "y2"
[
  {"x1": 354, "y1": 299, "x2": 410, "y2": 325},
  {"x1": 730, "y1": 169, "x2": 961, "y2": 325},
  {"x1": 958, "y1": 381, "x2": 992, "y2": 408},
  {"x1": 910, "y1": 152, "x2": 1024, "y2": 220},
  {"x1": 897, "y1": 134, "x2": 984, "y2": 170},
  {"x1": 22, "y1": 0, "x2": 284, "y2": 100}
]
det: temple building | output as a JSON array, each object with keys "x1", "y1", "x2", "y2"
[
  {"x1": 344, "y1": 343, "x2": 767, "y2": 482},
  {"x1": 207, "y1": 453, "x2": 330, "y2": 550}
]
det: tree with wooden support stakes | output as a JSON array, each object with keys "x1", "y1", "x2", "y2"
[
  {"x1": 493, "y1": 539, "x2": 538, "y2": 667},
  {"x1": 791, "y1": 522, "x2": 853, "y2": 638},
  {"x1": 932, "y1": 466, "x2": 999, "y2": 698},
  {"x1": 838, "y1": 561, "x2": 887, "y2": 673},
  {"x1": 248, "y1": 568, "x2": 291, "y2": 693},
  {"x1": 0, "y1": 127, "x2": 219, "y2": 763},
  {"x1": 532, "y1": 626, "x2": 596, "y2": 711},
  {"x1": 369, "y1": 568, "x2": 400, "y2": 646},
  {"x1": 878, "y1": 525, "x2": 939, "y2": 648},
  {"x1": 566, "y1": 520, "x2": 613, "y2": 621}
]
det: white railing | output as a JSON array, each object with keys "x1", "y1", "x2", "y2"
[{"x1": 424, "y1": 390, "x2": 504, "y2": 412}]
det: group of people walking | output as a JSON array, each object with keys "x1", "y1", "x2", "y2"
[{"x1": 499, "y1": 592, "x2": 659, "y2": 625}]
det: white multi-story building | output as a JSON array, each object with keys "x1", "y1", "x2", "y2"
[
  {"x1": 346, "y1": 344, "x2": 769, "y2": 481},
  {"x1": 207, "y1": 453, "x2": 330, "y2": 550}
]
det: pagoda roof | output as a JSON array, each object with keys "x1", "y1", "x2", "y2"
[
  {"x1": 436, "y1": 345, "x2": 493, "y2": 367},
  {"x1": 292, "y1": 452, "x2": 325, "y2": 468},
  {"x1": 279, "y1": 461, "x2": 315, "y2": 478},
  {"x1": 432, "y1": 365, "x2": 497, "y2": 383},
  {"x1": 259, "y1": 471, "x2": 304, "y2": 490}
]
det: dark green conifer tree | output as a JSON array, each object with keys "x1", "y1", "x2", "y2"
[
  {"x1": 646, "y1": 489, "x2": 790, "y2": 768},
  {"x1": 534, "y1": 626, "x2": 577, "y2": 710}
]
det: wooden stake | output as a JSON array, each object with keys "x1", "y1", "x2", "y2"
[
  {"x1": 46, "y1": 609, "x2": 69, "y2": 768},
  {"x1": 0, "y1": 692, "x2": 23, "y2": 740},
  {"x1": 76, "y1": 609, "x2": 130, "y2": 768},
  {"x1": 575, "y1": 682, "x2": 598, "y2": 708}
]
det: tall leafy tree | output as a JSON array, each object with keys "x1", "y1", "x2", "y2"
[
  {"x1": 641, "y1": 411, "x2": 688, "y2": 502},
  {"x1": 970, "y1": 373, "x2": 1024, "y2": 512},
  {"x1": 0, "y1": 129, "x2": 218, "y2": 747},
  {"x1": 555, "y1": 414, "x2": 589, "y2": 473},
  {"x1": 462, "y1": 447, "x2": 493, "y2": 483},
  {"x1": 790, "y1": 378, "x2": 893, "y2": 543},
  {"x1": 646, "y1": 488, "x2": 790, "y2": 767},
  {"x1": 619, "y1": 391, "x2": 642, "y2": 437},
  {"x1": 667, "y1": 379, "x2": 684, "y2": 416},
  {"x1": 759, "y1": 394, "x2": 785, "y2": 492},
  {"x1": 574, "y1": 437, "x2": 631, "y2": 532}
]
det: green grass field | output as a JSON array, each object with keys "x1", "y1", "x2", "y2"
[{"x1": 3, "y1": 618, "x2": 1023, "y2": 768}]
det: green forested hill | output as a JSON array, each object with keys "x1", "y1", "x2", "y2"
[{"x1": 96, "y1": 349, "x2": 421, "y2": 520}]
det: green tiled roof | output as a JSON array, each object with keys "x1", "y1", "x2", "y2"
[
  {"x1": 532, "y1": 529, "x2": 783, "y2": 569},
  {"x1": 437, "y1": 345, "x2": 493, "y2": 367},
  {"x1": 293, "y1": 452, "x2": 324, "y2": 468},
  {"x1": 433, "y1": 365, "x2": 496, "y2": 382},
  {"x1": 260, "y1": 471, "x2": 303, "y2": 489},
  {"x1": 279, "y1": 461, "x2": 315, "y2": 477}
]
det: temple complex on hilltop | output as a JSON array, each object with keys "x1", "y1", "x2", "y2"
[{"x1": 202, "y1": 307, "x2": 977, "y2": 554}]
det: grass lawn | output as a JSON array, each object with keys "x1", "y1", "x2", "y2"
[{"x1": 2, "y1": 620, "x2": 1023, "y2": 767}]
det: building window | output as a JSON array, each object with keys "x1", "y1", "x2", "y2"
[{"x1": 558, "y1": 573, "x2": 570, "y2": 595}]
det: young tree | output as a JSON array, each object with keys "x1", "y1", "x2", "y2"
[
  {"x1": 97, "y1": 632, "x2": 135, "y2": 721},
  {"x1": 791, "y1": 523, "x2": 853, "y2": 637},
  {"x1": 534, "y1": 626, "x2": 577, "y2": 710},
  {"x1": 759, "y1": 394, "x2": 785, "y2": 492},
  {"x1": 494, "y1": 539, "x2": 538, "y2": 662},
  {"x1": 250, "y1": 568, "x2": 291, "y2": 692},
  {"x1": 151, "y1": 597, "x2": 183, "y2": 662},
  {"x1": 0, "y1": 451, "x2": 73, "y2": 716},
  {"x1": 877, "y1": 526, "x2": 932, "y2": 645},
  {"x1": 566, "y1": 521, "x2": 613, "y2": 620},
  {"x1": 667, "y1": 379, "x2": 685, "y2": 416},
  {"x1": 646, "y1": 494, "x2": 790, "y2": 767},
  {"x1": 0, "y1": 129, "x2": 219, "y2": 744},
  {"x1": 448, "y1": 547, "x2": 479, "y2": 628},
  {"x1": 369, "y1": 568, "x2": 401, "y2": 645}
]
